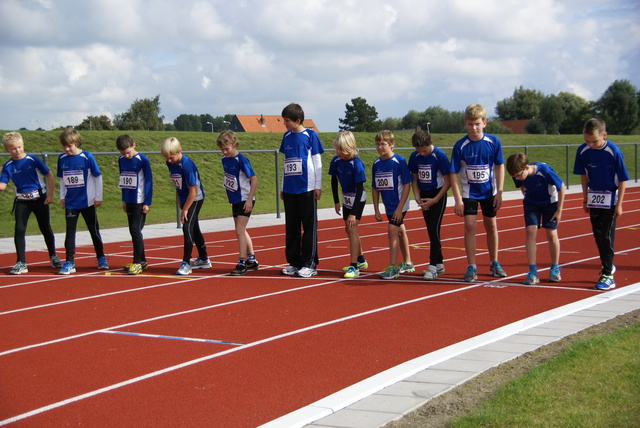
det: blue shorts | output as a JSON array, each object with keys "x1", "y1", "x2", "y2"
[{"x1": 523, "y1": 201, "x2": 558, "y2": 229}]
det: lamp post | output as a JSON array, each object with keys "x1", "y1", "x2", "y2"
[
  {"x1": 223, "y1": 120, "x2": 230, "y2": 130},
  {"x1": 427, "y1": 122, "x2": 431, "y2": 134},
  {"x1": 206, "y1": 122, "x2": 214, "y2": 132}
]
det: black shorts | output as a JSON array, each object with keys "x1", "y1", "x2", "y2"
[
  {"x1": 343, "y1": 203, "x2": 365, "y2": 221},
  {"x1": 231, "y1": 200, "x2": 255, "y2": 218},
  {"x1": 386, "y1": 211, "x2": 407, "y2": 226},
  {"x1": 523, "y1": 201, "x2": 558, "y2": 229},
  {"x1": 463, "y1": 196, "x2": 497, "y2": 218}
]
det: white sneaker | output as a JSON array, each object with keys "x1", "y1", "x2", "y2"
[
  {"x1": 176, "y1": 262, "x2": 192, "y2": 275},
  {"x1": 296, "y1": 267, "x2": 317, "y2": 278},
  {"x1": 191, "y1": 258, "x2": 211, "y2": 269},
  {"x1": 281, "y1": 265, "x2": 298, "y2": 276},
  {"x1": 423, "y1": 265, "x2": 439, "y2": 280}
]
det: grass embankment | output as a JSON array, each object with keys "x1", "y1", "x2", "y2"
[{"x1": 1, "y1": 131, "x2": 638, "y2": 238}]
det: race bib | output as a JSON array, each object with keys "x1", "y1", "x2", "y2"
[
  {"x1": 16, "y1": 189, "x2": 40, "y2": 201},
  {"x1": 170, "y1": 173, "x2": 182, "y2": 189},
  {"x1": 118, "y1": 171, "x2": 138, "y2": 189},
  {"x1": 342, "y1": 192, "x2": 355, "y2": 209},
  {"x1": 224, "y1": 173, "x2": 238, "y2": 192},
  {"x1": 63, "y1": 170, "x2": 85, "y2": 188},
  {"x1": 374, "y1": 172, "x2": 394, "y2": 191},
  {"x1": 465, "y1": 165, "x2": 490, "y2": 184},
  {"x1": 284, "y1": 158, "x2": 302, "y2": 176},
  {"x1": 418, "y1": 164, "x2": 433, "y2": 183},
  {"x1": 587, "y1": 190, "x2": 613, "y2": 209}
]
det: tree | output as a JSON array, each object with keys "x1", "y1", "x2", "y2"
[
  {"x1": 380, "y1": 117, "x2": 402, "y2": 130},
  {"x1": 76, "y1": 115, "x2": 115, "y2": 131},
  {"x1": 114, "y1": 95, "x2": 165, "y2": 131},
  {"x1": 401, "y1": 110, "x2": 424, "y2": 130},
  {"x1": 593, "y1": 79, "x2": 639, "y2": 134},
  {"x1": 557, "y1": 92, "x2": 590, "y2": 134},
  {"x1": 525, "y1": 118, "x2": 546, "y2": 134},
  {"x1": 539, "y1": 95, "x2": 565, "y2": 134},
  {"x1": 496, "y1": 86, "x2": 545, "y2": 120},
  {"x1": 339, "y1": 97, "x2": 380, "y2": 132},
  {"x1": 174, "y1": 114, "x2": 202, "y2": 132}
]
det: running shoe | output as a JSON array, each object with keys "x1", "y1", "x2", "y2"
[
  {"x1": 398, "y1": 261, "x2": 415, "y2": 273},
  {"x1": 422, "y1": 265, "x2": 439, "y2": 280},
  {"x1": 281, "y1": 265, "x2": 298, "y2": 276},
  {"x1": 463, "y1": 265, "x2": 477, "y2": 282},
  {"x1": 523, "y1": 271, "x2": 540, "y2": 285},
  {"x1": 230, "y1": 263, "x2": 247, "y2": 276},
  {"x1": 595, "y1": 274, "x2": 615, "y2": 291},
  {"x1": 97, "y1": 255, "x2": 109, "y2": 270},
  {"x1": 489, "y1": 261, "x2": 507, "y2": 277},
  {"x1": 343, "y1": 266, "x2": 359, "y2": 278},
  {"x1": 548, "y1": 266, "x2": 561, "y2": 282},
  {"x1": 9, "y1": 261, "x2": 28, "y2": 275},
  {"x1": 58, "y1": 261, "x2": 76, "y2": 275},
  {"x1": 50, "y1": 255, "x2": 62, "y2": 269},
  {"x1": 245, "y1": 260, "x2": 259, "y2": 270},
  {"x1": 191, "y1": 258, "x2": 211, "y2": 269},
  {"x1": 380, "y1": 265, "x2": 399, "y2": 280},
  {"x1": 176, "y1": 262, "x2": 192, "y2": 276},
  {"x1": 124, "y1": 261, "x2": 149, "y2": 271},
  {"x1": 343, "y1": 261, "x2": 368, "y2": 271},
  {"x1": 422, "y1": 263, "x2": 445, "y2": 277},
  {"x1": 296, "y1": 267, "x2": 317, "y2": 278},
  {"x1": 127, "y1": 263, "x2": 143, "y2": 275}
]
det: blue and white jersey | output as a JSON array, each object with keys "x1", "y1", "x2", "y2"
[
  {"x1": 372, "y1": 153, "x2": 412, "y2": 216},
  {"x1": 57, "y1": 150, "x2": 102, "y2": 209},
  {"x1": 408, "y1": 147, "x2": 451, "y2": 191},
  {"x1": 279, "y1": 128, "x2": 324, "y2": 194},
  {"x1": 221, "y1": 153, "x2": 256, "y2": 204},
  {"x1": 165, "y1": 155, "x2": 204, "y2": 205},
  {"x1": 118, "y1": 153, "x2": 153, "y2": 206},
  {"x1": 513, "y1": 162, "x2": 563, "y2": 205},
  {"x1": 451, "y1": 133, "x2": 504, "y2": 199},
  {"x1": 1, "y1": 154, "x2": 49, "y2": 196},
  {"x1": 573, "y1": 140, "x2": 630, "y2": 191},
  {"x1": 328, "y1": 155, "x2": 367, "y2": 206}
]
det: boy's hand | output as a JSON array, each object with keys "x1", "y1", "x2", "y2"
[
  {"x1": 142, "y1": 205, "x2": 150, "y2": 214},
  {"x1": 493, "y1": 192, "x2": 503, "y2": 211},
  {"x1": 454, "y1": 200, "x2": 464, "y2": 217},
  {"x1": 94, "y1": 200, "x2": 102, "y2": 208},
  {"x1": 122, "y1": 202, "x2": 127, "y2": 213},
  {"x1": 392, "y1": 207, "x2": 403, "y2": 224},
  {"x1": 243, "y1": 200, "x2": 253, "y2": 213},
  {"x1": 60, "y1": 200, "x2": 65, "y2": 208},
  {"x1": 334, "y1": 203, "x2": 341, "y2": 216},
  {"x1": 346, "y1": 214, "x2": 356, "y2": 228},
  {"x1": 314, "y1": 189, "x2": 322, "y2": 200},
  {"x1": 418, "y1": 198, "x2": 434, "y2": 211},
  {"x1": 374, "y1": 211, "x2": 382, "y2": 222},
  {"x1": 613, "y1": 204, "x2": 623, "y2": 219},
  {"x1": 44, "y1": 194, "x2": 53, "y2": 205},
  {"x1": 181, "y1": 209, "x2": 189, "y2": 224},
  {"x1": 551, "y1": 210, "x2": 562, "y2": 224}
]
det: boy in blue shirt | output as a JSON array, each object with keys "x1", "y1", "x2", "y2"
[
  {"x1": 507, "y1": 153, "x2": 565, "y2": 285},
  {"x1": 1, "y1": 132, "x2": 61, "y2": 274},
  {"x1": 328, "y1": 131, "x2": 368, "y2": 279},
  {"x1": 116, "y1": 135, "x2": 152, "y2": 275},
  {"x1": 161, "y1": 137, "x2": 210, "y2": 276},
  {"x1": 279, "y1": 103, "x2": 324, "y2": 278},
  {"x1": 372, "y1": 130, "x2": 415, "y2": 280},
  {"x1": 573, "y1": 118, "x2": 629, "y2": 291},
  {"x1": 409, "y1": 130, "x2": 451, "y2": 280},
  {"x1": 216, "y1": 131, "x2": 259, "y2": 276},
  {"x1": 57, "y1": 128, "x2": 108, "y2": 274},
  {"x1": 450, "y1": 104, "x2": 507, "y2": 282}
]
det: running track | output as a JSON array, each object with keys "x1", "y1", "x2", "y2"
[{"x1": 1, "y1": 186, "x2": 640, "y2": 427}]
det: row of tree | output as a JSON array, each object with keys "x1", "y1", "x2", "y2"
[{"x1": 339, "y1": 79, "x2": 640, "y2": 135}]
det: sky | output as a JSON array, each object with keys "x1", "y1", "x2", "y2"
[{"x1": 1, "y1": 0, "x2": 639, "y2": 132}]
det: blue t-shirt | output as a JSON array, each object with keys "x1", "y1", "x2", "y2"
[
  {"x1": 451, "y1": 133, "x2": 504, "y2": 199},
  {"x1": 57, "y1": 150, "x2": 102, "y2": 210},
  {"x1": 165, "y1": 155, "x2": 204, "y2": 205},
  {"x1": 513, "y1": 162, "x2": 563, "y2": 205},
  {"x1": 371, "y1": 153, "x2": 412, "y2": 215},
  {"x1": 328, "y1": 155, "x2": 367, "y2": 207},
  {"x1": 279, "y1": 128, "x2": 324, "y2": 194},
  {"x1": 573, "y1": 140, "x2": 630, "y2": 191},
  {"x1": 118, "y1": 153, "x2": 153, "y2": 206},
  {"x1": 221, "y1": 153, "x2": 256, "y2": 204},
  {"x1": 1, "y1": 154, "x2": 50, "y2": 195},
  {"x1": 408, "y1": 147, "x2": 451, "y2": 191}
]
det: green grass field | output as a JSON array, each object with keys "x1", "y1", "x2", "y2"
[{"x1": 1, "y1": 130, "x2": 638, "y2": 238}]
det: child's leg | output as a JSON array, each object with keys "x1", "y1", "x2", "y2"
[
  {"x1": 282, "y1": 193, "x2": 303, "y2": 268},
  {"x1": 13, "y1": 202, "x2": 31, "y2": 263},
  {"x1": 234, "y1": 215, "x2": 253, "y2": 259},
  {"x1": 127, "y1": 204, "x2": 146, "y2": 263},
  {"x1": 398, "y1": 224, "x2": 412, "y2": 264},
  {"x1": 80, "y1": 206, "x2": 105, "y2": 258},
  {"x1": 32, "y1": 199, "x2": 57, "y2": 257},
  {"x1": 525, "y1": 225, "x2": 538, "y2": 267},
  {"x1": 186, "y1": 200, "x2": 207, "y2": 261},
  {"x1": 545, "y1": 228, "x2": 560, "y2": 266},
  {"x1": 388, "y1": 223, "x2": 400, "y2": 266},
  {"x1": 463, "y1": 215, "x2": 478, "y2": 265},
  {"x1": 483, "y1": 215, "x2": 499, "y2": 262},
  {"x1": 64, "y1": 208, "x2": 80, "y2": 262},
  {"x1": 345, "y1": 219, "x2": 362, "y2": 264},
  {"x1": 590, "y1": 208, "x2": 616, "y2": 275},
  {"x1": 299, "y1": 191, "x2": 319, "y2": 268},
  {"x1": 425, "y1": 196, "x2": 447, "y2": 265}
]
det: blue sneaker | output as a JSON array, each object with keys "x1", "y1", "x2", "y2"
[
  {"x1": 595, "y1": 274, "x2": 615, "y2": 291},
  {"x1": 523, "y1": 271, "x2": 540, "y2": 285},
  {"x1": 176, "y1": 262, "x2": 192, "y2": 275},
  {"x1": 548, "y1": 266, "x2": 561, "y2": 282},
  {"x1": 58, "y1": 261, "x2": 76, "y2": 275},
  {"x1": 489, "y1": 261, "x2": 507, "y2": 277},
  {"x1": 97, "y1": 255, "x2": 109, "y2": 270},
  {"x1": 463, "y1": 265, "x2": 477, "y2": 282}
]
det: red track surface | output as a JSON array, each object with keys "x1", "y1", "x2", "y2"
[{"x1": 1, "y1": 188, "x2": 640, "y2": 426}]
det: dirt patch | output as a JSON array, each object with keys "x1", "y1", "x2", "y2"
[{"x1": 384, "y1": 309, "x2": 640, "y2": 428}]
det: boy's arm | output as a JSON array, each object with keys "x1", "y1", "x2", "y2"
[
  {"x1": 59, "y1": 176, "x2": 67, "y2": 208},
  {"x1": 552, "y1": 183, "x2": 565, "y2": 223},
  {"x1": 372, "y1": 188, "x2": 382, "y2": 221},
  {"x1": 331, "y1": 175, "x2": 340, "y2": 215},
  {"x1": 0, "y1": 182, "x2": 6, "y2": 191},
  {"x1": 614, "y1": 181, "x2": 626, "y2": 219},
  {"x1": 493, "y1": 164, "x2": 504, "y2": 210},
  {"x1": 312, "y1": 153, "x2": 322, "y2": 200},
  {"x1": 411, "y1": 173, "x2": 421, "y2": 208},
  {"x1": 181, "y1": 185, "x2": 197, "y2": 223},
  {"x1": 450, "y1": 172, "x2": 464, "y2": 217},
  {"x1": 243, "y1": 175, "x2": 258, "y2": 213},
  {"x1": 393, "y1": 184, "x2": 411, "y2": 223},
  {"x1": 44, "y1": 171, "x2": 54, "y2": 205},
  {"x1": 580, "y1": 174, "x2": 589, "y2": 213},
  {"x1": 93, "y1": 174, "x2": 103, "y2": 208}
]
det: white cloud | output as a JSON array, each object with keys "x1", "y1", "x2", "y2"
[{"x1": 0, "y1": 0, "x2": 638, "y2": 131}]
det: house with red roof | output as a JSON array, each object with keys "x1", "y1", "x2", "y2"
[{"x1": 228, "y1": 115, "x2": 319, "y2": 133}]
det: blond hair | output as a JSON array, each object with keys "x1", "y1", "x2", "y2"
[
  {"x1": 161, "y1": 137, "x2": 182, "y2": 156},
  {"x1": 216, "y1": 130, "x2": 239, "y2": 149},
  {"x1": 59, "y1": 127, "x2": 82, "y2": 147},
  {"x1": 464, "y1": 104, "x2": 487, "y2": 121},
  {"x1": 332, "y1": 131, "x2": 358, "y2": 159},
  {"x1": 2, "y1": 132, "x2": 23, "y2": 148},
  {"x1": 375, "y1": 130, "x2": 395, "y2": 146}
]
